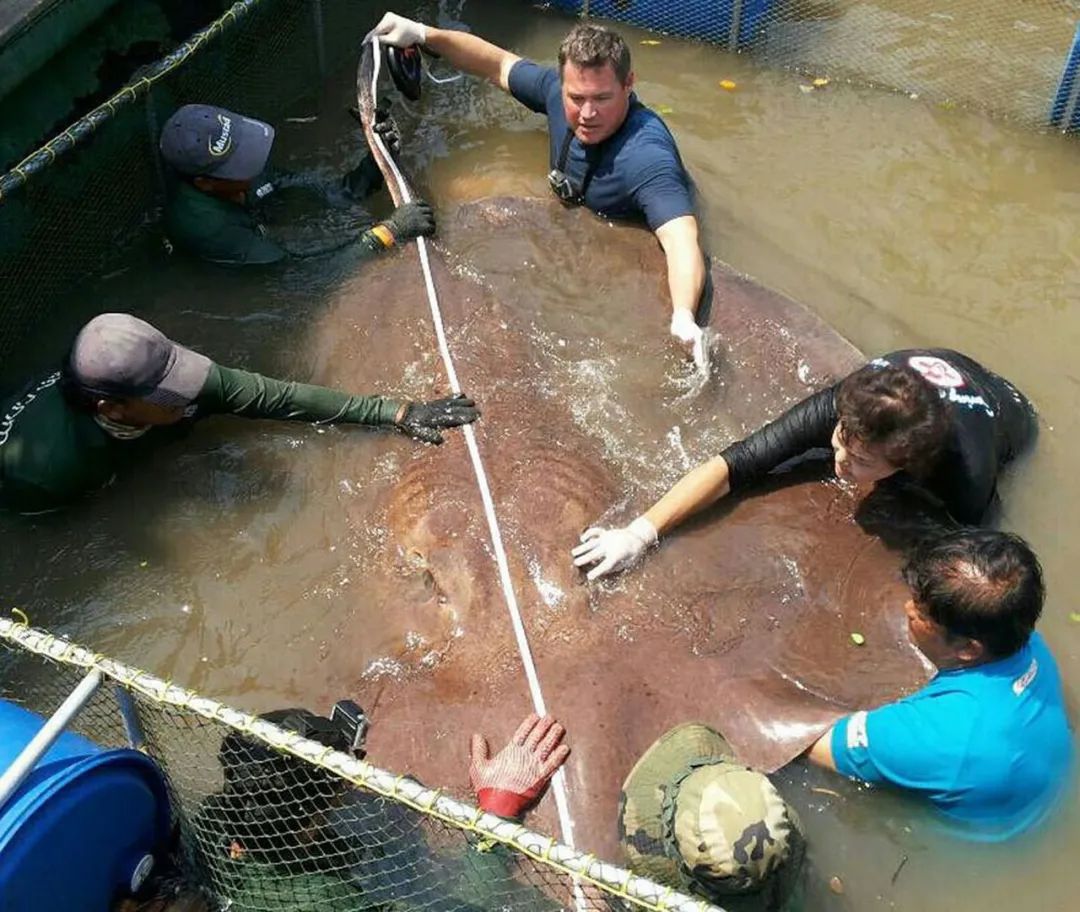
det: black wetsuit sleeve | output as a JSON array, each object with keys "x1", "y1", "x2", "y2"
[
  {"x1": 195, "y1": 364, "x2": 400, "y2": 426},
  {"x1": 720, "y1": 385, "x2": 840, "y2": 491}
]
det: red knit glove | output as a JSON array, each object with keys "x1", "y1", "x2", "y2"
[{"x1": 470, "y1": 714, "x2": 570, "y2": 819}]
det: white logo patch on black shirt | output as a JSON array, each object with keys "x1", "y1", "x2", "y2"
[{"x1": 908, "y1": 355, "x2": 965, "y2": 389}]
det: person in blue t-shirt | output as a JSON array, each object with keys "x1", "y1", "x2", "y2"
[
  {"x1": 368, "y1": 12, "x2": 710, "y2": 365},
  {"x1": 806, "y1": 528, "x2": 1073, "y2": 840}
]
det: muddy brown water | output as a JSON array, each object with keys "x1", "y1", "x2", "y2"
[{"x1": 2, "y1": 2, "x2": 1078, "y2": 910}]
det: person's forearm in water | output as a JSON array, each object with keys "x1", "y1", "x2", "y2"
[
  {"x1": 657, "y1": 216, "x2": 706, "y2": 322},
  {"x1": 644, "y1": 455, "x2": 731, "y2": 537},
  {"x1": 200, "y1": 364, "x2": 399, "y2": 425},
  {"x1": 656, "y1": 215, "x2": 707, "y2": 362}
]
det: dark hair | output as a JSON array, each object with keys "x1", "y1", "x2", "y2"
[
  {"x1": 902, "y1": 528, "x2": 1044, "y2": 659},
  {"x1": 558, "y1": 24, "x2": 632, "y2": 83},
  {"x1": 836, "y1": 364, "x2": 950, "y2": 478}
]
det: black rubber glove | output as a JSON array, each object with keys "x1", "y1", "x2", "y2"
[
  {"x1": 395, "y1": 393, "x2": 479, "y2": 444},
  {"x1": 347, "y1": 101, "x2": 401, "y2": 156},
  {"x1": 343, "y1": 103, "x2": 400, "y2": 200},
  {"x1": 380, "y1": 200, "x2": 436, "y2": 242}
]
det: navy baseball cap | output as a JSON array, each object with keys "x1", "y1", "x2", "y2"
[
  {"x1": 159, "y1": 104, "x2": 275, "y2": 181},
  {"x1": 69, "y1": 314, "x2": 213, "y2": 407}
]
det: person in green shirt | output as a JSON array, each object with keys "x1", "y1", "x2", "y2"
[
  {"x1": 158, "y1": 103, "x2": 435, "y2": 265},
  {"x1": 0, "y1": 313, "x2": 478, "y2": 513}
]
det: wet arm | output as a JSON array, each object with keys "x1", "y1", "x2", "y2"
[
  {"x1": 422, "y1": 26, "x2": 520, "y2": 90},
  {"x1": 641, "y1": 385, "x2": 839, "y2": 539},
  {"x1": 805, "y1": 729, "x2": 838, "y2": 771},
  {"x1": 654, "y1": 215, "x2": 706, "y2": 321},
  {"x1": 642, "y1": 455, "x2": 732, "y2": 536},
  {"x1": 197, "y1": 363, "x2": 400, "y2": 426}
]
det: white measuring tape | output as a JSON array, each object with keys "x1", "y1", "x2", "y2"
[{"x1": 365, "y1": 39, "x2": 580, "y2": 856}]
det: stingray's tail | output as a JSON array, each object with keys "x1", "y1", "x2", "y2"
[{"x1": 357, "y1": 39, "x2": 414, "y2": 208}]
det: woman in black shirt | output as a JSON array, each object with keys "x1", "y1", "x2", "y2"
[{"x1": 572, "y1": 349, "x2": 1035, "y2": 580}]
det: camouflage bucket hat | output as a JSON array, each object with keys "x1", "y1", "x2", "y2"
[{"x1": 619, "y1": 723, "x2": 803, "y2": 900}]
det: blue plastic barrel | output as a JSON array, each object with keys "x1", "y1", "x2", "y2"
[
  {"x1": 0, "y1": 698, "x2": 171, "y2": 912},
  {"x1": 548, "y1": 0, "x2": 775, "y2": 49}
]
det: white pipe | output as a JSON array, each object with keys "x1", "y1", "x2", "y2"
[{"x1": 0, "y1": 668, "x2": 103, "y2": 809}]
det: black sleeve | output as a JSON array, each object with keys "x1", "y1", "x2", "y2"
[{"x1": 720, "y1": 385, "x2": 840, "y2": 491}]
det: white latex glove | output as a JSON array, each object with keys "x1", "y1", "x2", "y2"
[
  {"x1": 571, "y1": 516, "x2": 658, "y2": 581},
  {"x1": 365, "y1": 12, "x2": 427, "y2": 47},
  {"x1": 670, "y1": 308, "x2": 708, "y2": 371}
]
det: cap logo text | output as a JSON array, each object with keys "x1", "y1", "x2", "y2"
[{"x1": 209, "y1": 114, "x2": 233, "y2": 158}]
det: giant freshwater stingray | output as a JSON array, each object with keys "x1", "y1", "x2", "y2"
[
  {"x1": 297, "y1": 49, "x2": 931, "y2": 860},
  {"x1": 304, "y1": 197, "x2": 931, "y2": 861}
]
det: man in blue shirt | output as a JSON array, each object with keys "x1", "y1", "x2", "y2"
[
  {"x1": 368, "y1": 12, "x2": 709, "y2": 364},
  {"x1": 807, "y1": 528, "x2": 1073, "y2": 840}
]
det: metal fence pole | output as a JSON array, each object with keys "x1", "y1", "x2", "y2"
[
  {"x1": 0, "y1": 669, "x2": 103, "y2": 809},
  {"x1": 145, "y1": 88, "x2": 167, "y2": 205},
  {"x1": 312, "y1": 0, "x2": 327, "y2": 78},
  {"x1": 729, "y1": 0, "x2": 744, "y2": 52},
  {"x1": 115, "y1": 685, "x2": 147, "y2": 751}
]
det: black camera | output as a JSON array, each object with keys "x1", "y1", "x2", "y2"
[{"x1": 547, "y1": 168, "x2": 580, "y2": 205}]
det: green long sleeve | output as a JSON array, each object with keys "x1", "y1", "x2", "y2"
[
  {"x1": 275, "y1": 224, "x2": 391, "y2": 261},
  {"x1": 196, "y1": 363, "x2": 401, "y2": 427}
]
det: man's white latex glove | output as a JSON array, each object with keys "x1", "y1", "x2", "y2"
[
  {"x1": 670, "y1": 308, "x2": 708, "y2": 371},
  {"x1": 571, "y1": 516, "x2": 658, "y2": 581},
  {"x1": 366, "y1": 12, "x2": 427, "y2": 47}
]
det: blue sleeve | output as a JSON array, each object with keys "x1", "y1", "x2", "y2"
[
  {"x1": 629, "y1": 154, "x2": 694, "y2": 231},
  {"x1": 831, "y1": 694, "x2": 974, "y2": 793},
  {"x1": 508, "y1": 59, "x2": 559, "y2": 115}
]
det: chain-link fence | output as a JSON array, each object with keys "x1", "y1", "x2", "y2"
[
  {"x1": 0, "y1": 0, "x2": 378, "y2": 380},
  {"x1": 0, "y1": 620, "x2": 720, "y2": 912},
  {"x1": 548, "y1": 1, "x2": 1080, "y2": 129}
]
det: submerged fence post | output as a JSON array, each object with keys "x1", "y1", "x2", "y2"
[
  {"x1": 729, "y1": 0, "x2": 745, "y2": 52},
  {"x1": 145, "y1": 88, "x2": 167, "y2": 205},
  {"x1": 312, "y1": 0, "x2": 327, "y2": 78},
  {"x1": 115, "y1": 685, "x2": 147, "y2": 751}
]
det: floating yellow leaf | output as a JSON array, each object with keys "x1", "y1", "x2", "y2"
[
  {"x1": 139, "y1": 560, "x2": 148, "y2": 568},
  {"x1": 640, "y1": 39, "x2": 662, "y2": 46},
  {"x1": 850, "y1": 632, "x2": 866, "y2": 646},
  {"x1": 812, "y1": 77, "x2": 830, "y2": 87},
  {"x1": 719, "y1": 79, "x2": 737, "y2": 91},
  {"x1": 657, "y1": 105, "x2": 675, "y2": 115},
  {"x1": 1070, "y1": 612, "x2": 1080, "y2": 623}
]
